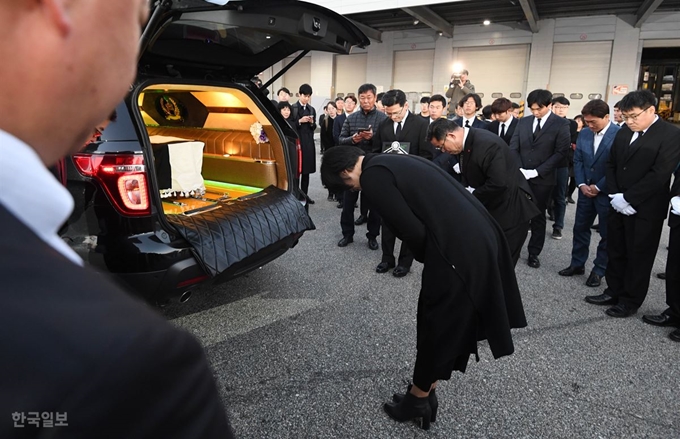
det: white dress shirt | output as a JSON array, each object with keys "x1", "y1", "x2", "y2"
[
  {"x1": 394, "y1": 111, "x2": 409, "y2": 135},
  {"x1": 630, "y1": 116, "x2": 658, "y2": 144},
  {"x1": 593, "y1": 121, "x2": 612, "y2": 156},
  {"x1": 498, "y1": 116, "x2": 514, "y2": 136},
  {"x1": 0, "y1": 129, "x2": 83, "y2": 265},
  {"x1": 462, "y1": 116, "x2": 476, "y2": 128},
  {"x1": 533, "y1": 110, "x2": 552, "y2": 131}
]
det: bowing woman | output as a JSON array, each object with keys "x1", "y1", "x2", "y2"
[{"x1": 320, "y1": 146, "x2": 527, "y2": 430}]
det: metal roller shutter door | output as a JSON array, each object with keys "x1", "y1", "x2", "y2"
[
  {"x1": 393, "y1": 50, "x2": 434, "y2": 96},
  {"x1": 549, "y1": 41, "x2": 613, "y2": 118},
  {"x1": 283, "y1": 56, "x2": 312, "y2": 97}
]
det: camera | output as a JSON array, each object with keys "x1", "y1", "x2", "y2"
[{"x1": 450, "y1": 74, "x2": 461, "y2": 87}]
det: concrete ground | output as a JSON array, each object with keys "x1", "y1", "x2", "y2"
[{"x1": 163, "y1": 153, "x2": 679, "y2": 439}]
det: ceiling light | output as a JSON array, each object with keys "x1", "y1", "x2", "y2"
[
  {"x1": 483, "y1": 20, "x2": 491, "y2": 25},
  {"x1": 265, "y1": 35, "x2": 271, "y2": 39},
  {"x1": 437, "y1": 31, "x2": 443, "y2": 36},
  {"x1": 413, "y1": 19, "x2": 419, "y2": 25}
]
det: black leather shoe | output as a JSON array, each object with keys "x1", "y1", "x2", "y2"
[
  {"x1": 642, "y1": 310, "x2": 680, "y2": 327},
  {"x1": 528, "y1": 255, "x2": 540, "y2": 268},
  {"x1": 376, "y1": 262, "x2": 394, "y2": 273},
  {"x1": 558, "y1": 266, "x2": 585, "y2": 276},
  {"x1": 307, "y1": 198, "x2": 315, "y2": 205},
  {"x1": 670, "y1": 328, "x2": 680, "y2": 342},
  {"x1": 591, "y1": 223, "x2": 600, "y2": 231},
  {"x1": 585, "y1": 293, "x2": 617, "y2": 305},
  {"x1": 354, "y1": 215, "x2": 367, "y2": 225},
  {"x1": 605, "y1": 303, "x2": 638, "y2": 318},
  {"x1": 327, "y1": 195, "x2": 334, "y2": 202},
  {"x1": 567, "y1": 197, "x2": 576, "y2": 204},
  {"x1": 336, "y1": 201, "x2": 343, "y2": 209},
  {"x1": 393, "y1": 266, "x2": 410, "y2": 278},
  {"x1": 657, "y1": 272, "x2": 667, "y2": 280},
  {"x1": 367, "y1": 238, "x2": 379, "y2": 250},
  {"x1": 585, "y1": 272, "x2": 602, "y2": 287},
  {"x1": 393, "y1": 386, "x2": 438, "y2": 423},
  {"x1": 384, "y1": 392, "x2": 432, "y2": 430},
  {"x1": 337, "y1": 236, "x2": 353, "y2": 247}
]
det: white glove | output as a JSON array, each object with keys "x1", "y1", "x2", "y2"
[
  {"x1": 453, "y1": 163, "x2": 461, "y2": 174},
  {"x1": 466, "y1": 186, "x2": 475, "y2": 194},
  {"x1": 621, "y1": 205, "x2": 637, "y2": 216},
  {"x1": 609, "y1": 193, "x2": 630, "y2": 213},
  {"x1": 671, "y1": 196, "x2": 680, "y2": 216},
  {"x1": 520, "y1": 168, "x2": 538, "y2": 180}
]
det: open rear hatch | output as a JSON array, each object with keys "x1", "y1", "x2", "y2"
[{"x1": 137, "y1": 0, "x2": 368, "y2": 279}]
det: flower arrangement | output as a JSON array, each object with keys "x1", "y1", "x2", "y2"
[{"x1": 250, "y1": 122, "x2": 269, "y2": 144}]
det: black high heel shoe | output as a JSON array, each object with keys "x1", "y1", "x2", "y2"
[
  {"x1": 383, "y1": 391, "x2": 432, "y2": 430},
  {"x1": 392, "y1": 386, "x2": 438, "y2": 422}
]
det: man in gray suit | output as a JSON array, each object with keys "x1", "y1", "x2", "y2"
[
  {"x1": 558, "y1": 100, "x2": 620, "y2": 287},
  {"x1": 509, "y1": 89, "x2": 571, "y2": 268}
]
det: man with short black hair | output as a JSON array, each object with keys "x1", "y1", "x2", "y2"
[
  {"x1": 333, "y1": 95, "x2": 356, "y2": 145},
  {"x1": 277, "y1": 87, "x2": 291, "y2": 102},
  {"x1": 613, "y1": 101, "x2": 625, "y2": 127},
  {"x1": 337, "y1": 83, "x2": 388, "y2": 249},
  {"x1": 511, "y1": 102, "x2": 521, "y2": 118},
  {"x1": 372, "y1": 89, "x2": 433, "y2": 276},
  {"x1": 419, "y1": 96, "x2": 431, "y2": 120},
  {"x1": 292, "y1": 83, "x2": 317, "y2": 202},
  {"x1": 428, "y1": 94, "x2": 447, "y2": 125},
  {"x1": 456, "y1": 93, "x2": 488, "y2": 129},
  {"x1": 487, "y1": 97, "x2": 518, "y2": 145},
  {"x1": 482, "y1": 105, "x2": 494, "y2": 123},
  {"x1": 428, "y1": 119, "x2": 540, "y2": 265},
  {"x1": 558, "y1": 100, "x2": 619, "y2": 287},
  {"x1": 549, "y1": 96, "x2": 579, "y2": 240},
  {"x1": 585, "y1": 89, "x2": 680, "y2": 318},
  {"x1": 509, "y1": 89, "x2": 571, "y2": 268}
]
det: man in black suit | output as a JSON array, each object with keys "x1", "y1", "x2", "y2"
[
  {"x1": 509, "y1": 89, "x2": 571, "y2": 268},
  {"x1": 642, "y1": 164, "x2": 680, "y2": 341},
  {"x1": 428, "y1": 119, "x2": 540, "y2": 265},
  {"x1": 487, "y1": 97, "x2": 519, "y2": 145},
  {"x1": 372, "y1": 89, "x2": 434, "y2": 277},
  {"x1": 455, "y1": 93, "x2": 488, "y2": 129},
  {"x1": 585, "y1": 90, "x2": 680, "y2": 318},
  {"x1": 291, "y1": 83, "x2": 317, "y2": 202},
  {"x1": 0, "y1": 2, "x2": 232, "y2": 437}
]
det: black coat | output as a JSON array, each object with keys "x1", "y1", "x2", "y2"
[
  {"x1": 0, "y1": 206, "x2": 232, "y2": 438},
  {"x1": 319, "y1": 114, "x2": 336, "y2": 150},
  {"x1": 486, "y1": 117, "x2": 519, "y2": 146},
  {"x1": 606, "y1": 119, "x2": 680, "y2": 220},
  {"x1": 291, "y1": 101, "x2": 317, "y2": 174},
  {"x1": 459, "y1": 128, "x2": 540, "y2": 230},
  {"x1": 360, "y1": 154, "x2": 527, "y2": 375},
  {"x1": 372, "y1": 111, "x2": 434, "y2": 160},
  {"x1": 509, "y1": 112, "x2": 571, "y2": 186}
]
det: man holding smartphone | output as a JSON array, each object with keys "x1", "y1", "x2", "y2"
[
  {"x1": 337, "y1": 83, "x2": 388, "y2": 250},
  {"x1": 292, "y1": 84, "x2": 317, "y2": 203}
]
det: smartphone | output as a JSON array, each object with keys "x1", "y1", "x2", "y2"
[{"x1": 357, "y1": 125, "x2": 372, "y2": 133}]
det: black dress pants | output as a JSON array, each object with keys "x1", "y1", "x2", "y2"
[
  {"x1": 341, "y1": 190, "x2": 380, "y2": 239},
  {"x1": 665, "y1": 223, "x2": 680, "y2": 318},
  {"x1": 605, "y1": 211, "x2": 665, "y2": 309},
  {"x1": 504, "y1": 221, "x2": 530, "y2": 267},
  {"x1": 381, "y1": 224, "x2": 414, "y2": 268},
  {"x1": 527, "y1": 183, "x2": 554, "y2": 257}
]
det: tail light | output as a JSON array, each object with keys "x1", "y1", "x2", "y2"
[
  {"x1": 72, "y1": 153, "x2": 151, "y2": 217},
  {"x1": 296, "y1": 138, "x2": 302, "y2": 178}
]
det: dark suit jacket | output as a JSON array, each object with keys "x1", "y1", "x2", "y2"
[
  {"x1": 670, "y1": 165, "x2": 680, "y2": 228},
  {"x1": 573, "y1": 123, "x2": 620, "y2": 193},
  {"x1": 509, "y1": 112, "x2": 571, "y2": 186},
  {"x1": 459, "y1": 128, "x2": 540, "y2": 229},
  {"x1": 486, "y1": 117, "x2": 519, "y2": 146},
  {"x1": 372, "y1": 111, "x2": 433, "y2": 160},
  {"x1": 319, "y1": 114, "x2": 336, "y2": 149},
  {"x1": 606, "y1": 119, "x2": 680, "y2": 220},
  {"x1": 332, "y1": 112, "x2": 347, "y2": 145},
  {"x1": 0, "y1": 206, "x2": 232, "y2": 439},
  {"x1": 455, "y1": 117, "x2": 488, "y2": 130}
]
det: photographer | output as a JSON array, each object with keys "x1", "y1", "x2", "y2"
[{"x1": 445, "y1": 69, "x2": 475, "y2": 116}]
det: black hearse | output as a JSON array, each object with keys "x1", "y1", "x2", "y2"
[{"x1": 60, "y1": 0, "x2": 369, "y2": 305}]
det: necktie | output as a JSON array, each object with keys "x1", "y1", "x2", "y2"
[
  {"x1": 465, "y1": 120, "x2": 471, "y2": 128},
  {"x1": 396, "y1": 121, "x2": 402, "y2": 138},
  {"x1": 534, "y1": 118, "x2": 542, "y2": 140},
  {"x1": 500, "y1": 123, "x2": 506, "y2": 138}
]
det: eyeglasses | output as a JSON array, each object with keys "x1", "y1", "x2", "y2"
[
  {"x1": 432, "y1": 135, "x2": 451, "y2": 151},
  {"x1": 621, "y1": 106, "x2": 650, "y2": 122},
  {"x1": 386, "y1": 105, "x2": 406, "y2": 118}
]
